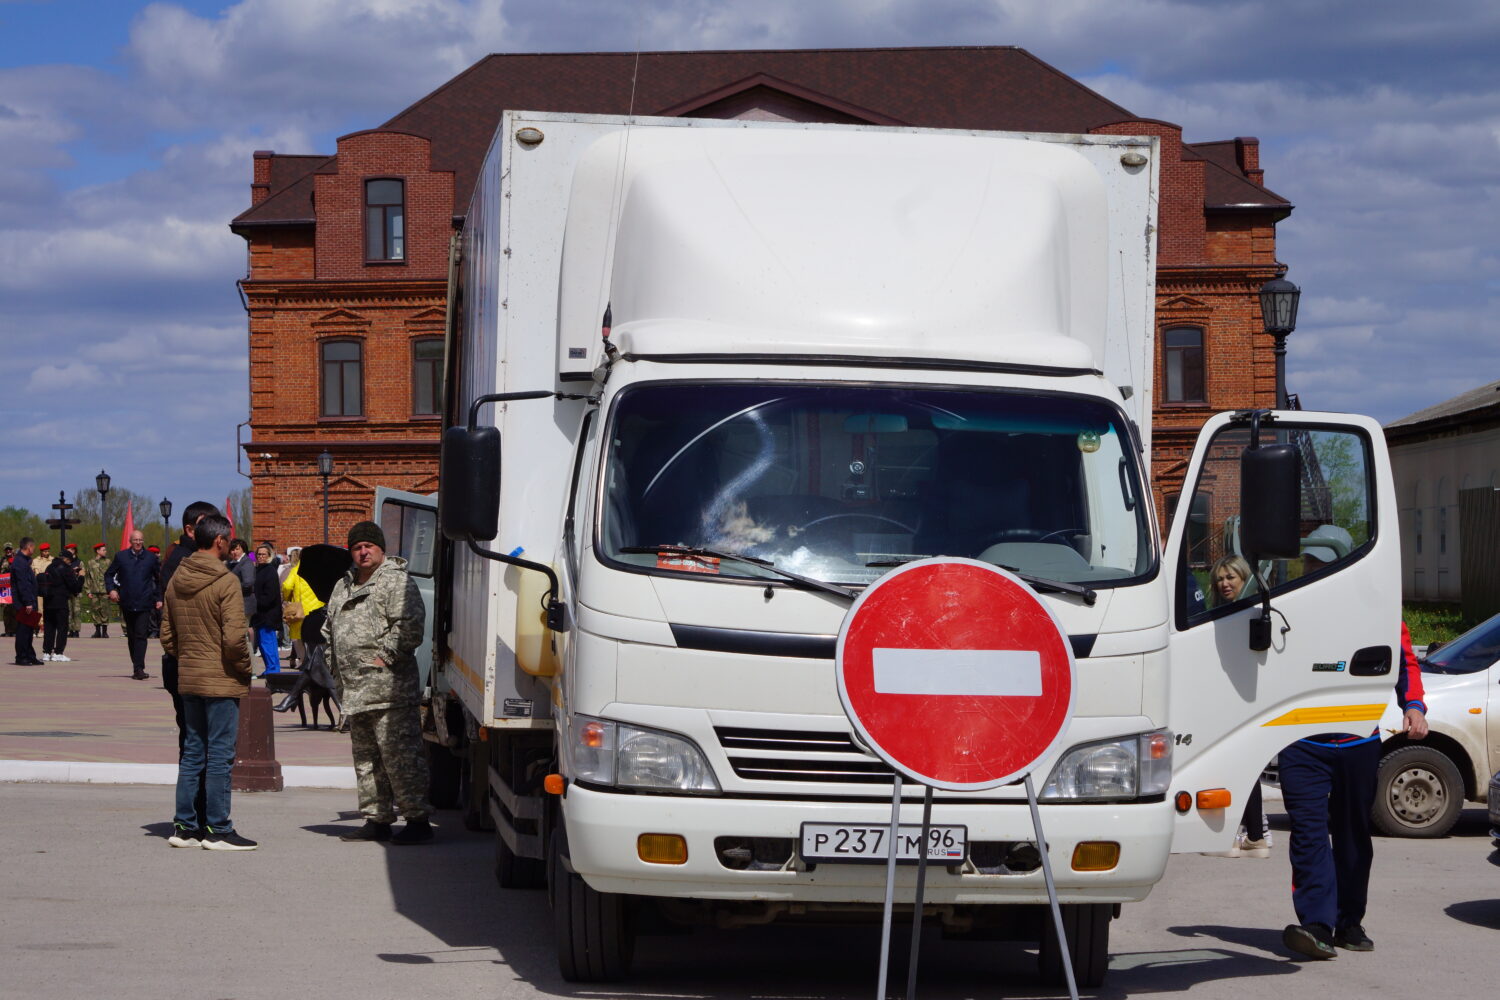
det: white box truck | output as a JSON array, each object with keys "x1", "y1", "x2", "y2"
[{"x1": 388, "y1": 111, "x2": 1404, "y2": 987}]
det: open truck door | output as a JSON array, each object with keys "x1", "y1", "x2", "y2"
[
  {"x1": 1166, "y1": 410, "x2": 1401, "y2": 853},
  {"x1": 374, "y1": 486, "x2": 439, "y2": 689}
]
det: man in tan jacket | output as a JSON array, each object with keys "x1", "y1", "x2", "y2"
[{"x1": 160, "y1": 514, "x2": 257, "y2": 851}]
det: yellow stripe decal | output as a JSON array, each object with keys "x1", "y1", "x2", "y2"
[
  {"x1": 1261, "y1": 704, "x2": 1387, "y2": 727},
  {"x1": 448, "y1": 651, "x2": 483, "y2": 691}
]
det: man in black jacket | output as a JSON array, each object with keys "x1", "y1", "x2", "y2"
[
  {"x1": 10, "y1": 538, "x2": 41, "y2": 665},
  {"x1": 40, "y1": 549, "x2": 84, "y2": 661},
  {"x1": 106, "y1": 530, "x2": 162, "y2": 680}
]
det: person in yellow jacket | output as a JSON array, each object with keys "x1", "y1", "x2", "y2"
[{"x1": 281, "y1": 550, "x2": 324, "y2": 672}]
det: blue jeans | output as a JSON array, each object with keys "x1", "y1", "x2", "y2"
[
  {"x1": 176, "y1": 695, "x2": 240, "y2": 833},
  {"x1": 256, "y1": 627, "x2": 281, "y2": 673}
]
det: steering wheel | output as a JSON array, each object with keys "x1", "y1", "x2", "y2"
[
  {"x1": 975, "y1": 527, "x2": 1084, "y2": 549},
  {"x1": 793, "y1": 513, "x2": 918, "y2": 536}
]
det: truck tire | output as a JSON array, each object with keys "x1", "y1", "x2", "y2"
[
  {"x1": 1038, "y1": 903, "x2": 1111, "y2": 989},
  {"x1": 550, "y1": 822, "x2": 633, "y2": 981},
  {"x1": 1372, "y1": 744, "x2": 1464, "y2": 838},
  {"x1": 427, "y1": 743, "x2": 462, "y2": 811},
  {"x1": 496, "y1": 828, "x2": 546, "y2": 889}
]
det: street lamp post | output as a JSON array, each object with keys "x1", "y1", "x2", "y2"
[
  {"x1": 317, "y1": 450, "x2": 334, "y2": 545},
  {"x1": 95, "y1": 469, "x2": 111, "y2": 550},
  {"x1": 1259, "y1": 270, "x2": 1302, "y2": 410},
  {"x1": 159, "y1": 498, "x2": 173, "y2": 551}
]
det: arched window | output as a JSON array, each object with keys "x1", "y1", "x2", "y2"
[
  {"x1": 412, "y1": 337, "x2": 443, "y2": 417},
  {"x1": 321, "y1": 340, "x2": 363, "y2": 417},
  {"x1": 1162, "y1": 327, "x2": 1205, "y2": 404},
  {"x1": 365, "y1": 179, "x2": 405, "y2": 261}
]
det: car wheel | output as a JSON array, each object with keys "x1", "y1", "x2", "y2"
[
  {"x1": 551, "y1": 819, "x2": 634, "y2": 981},
  {"x1": 1038, "y1": 903, "x2": 1111, "y2": 989},
  {"x1": 496, "y1": 828, "x2": 547, "y2": 889},
  {"x1": 1372, "y1": 744, "x2": 1464, "y2": 838}
]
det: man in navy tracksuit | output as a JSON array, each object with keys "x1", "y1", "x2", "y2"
[{"x1": 1280, "y1": 611, "x2": 1427, "y2": 960}]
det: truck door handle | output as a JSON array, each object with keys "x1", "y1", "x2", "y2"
[{"x1": 1349, "y1": 645, "x2": 1391, "y2": 676}]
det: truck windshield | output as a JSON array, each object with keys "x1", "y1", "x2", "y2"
[{"x1": 600, "y1": 382, "x2": 1152, "y2": 588}]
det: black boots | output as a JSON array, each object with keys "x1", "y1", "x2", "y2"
[
  {"x1": 392, "y1": 817, "x2": 434, "y2": 846},
  {"x1": 272, "y1": 695, "x2": 298, "y2": 713},
  {"x1": 340, "y1": 820, "x2": 392, "y2": 842}
]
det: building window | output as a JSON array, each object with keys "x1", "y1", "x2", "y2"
[
  {"x1": 1163, "y1": 327, "x2": 1206, "y2": 404},
  {"x1": 412, "y1": 337, "x2": 443, "y2": 416},
  {"x1": 365, "y1": 179, "x2": 405, "y2": 261},
  {"x1": 321, "y1": 340, "x2": 363, "y2": 417}
]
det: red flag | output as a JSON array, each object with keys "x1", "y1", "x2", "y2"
[
  {"x1": 119, "y1": 501, "x2": 134, "y2": 551},
  {"x1": 225, "y1": 496, "x2": 235, "y2": 536}
]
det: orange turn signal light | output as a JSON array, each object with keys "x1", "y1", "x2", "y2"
[
  {"x1": 544, "y1": 773, "x2": 566, "y2": 795},
  {"x1": 1071, "y1": 842, "x2": 1120, "y2": 872},
  {"x1": 1196, "y1": 788, "x2": 1232, "y2": 810},
  {"x1": 637, "y1": 833, "x2": 688, "y2": 865},
  {"x1": 1174, "y1": 791, "x2": 1193, "y2": 813}
]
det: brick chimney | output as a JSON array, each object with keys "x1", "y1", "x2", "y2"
[
  {"x1": 1234, "y1": 137, "x2": 1264, "y2": 185},
  {"x1": 251, "y1": 150, "x2": 274, "y2": 205}
]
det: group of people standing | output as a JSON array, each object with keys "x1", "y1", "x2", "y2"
[{"x1": 5, "y1": 540, "x2": 117, "y2": 665}]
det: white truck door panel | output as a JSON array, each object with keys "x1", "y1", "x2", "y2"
[
  {"x1": 375, "y1": 487, "x2": 438, "y2": 689},
  {"x1": 1166, "y1": 411, "x2": 1402, "y2": 853}
]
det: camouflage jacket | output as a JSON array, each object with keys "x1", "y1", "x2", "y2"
[
  {"x1": 84, "y1": 557, "x2": 108, "y2": 595},
  {"x1": 325, "y1": 555, "x2": 426, "y2": 716}
]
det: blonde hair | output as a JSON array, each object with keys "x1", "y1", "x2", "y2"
[{"x1": 1211, "y1": 554, "x2": 1253, "y2": 605}]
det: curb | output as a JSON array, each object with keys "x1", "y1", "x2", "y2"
[{"x1": 0, "y1": 760, "x2": 356, "y2": 789}]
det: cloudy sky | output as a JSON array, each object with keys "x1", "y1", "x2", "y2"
[{"x1": 2, "y1": 0, "x2": 1496, "y2": 516}]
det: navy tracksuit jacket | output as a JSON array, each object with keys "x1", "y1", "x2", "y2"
[{"x1": 1280, "y1": 622, "x2": 1426, "y2": 931}]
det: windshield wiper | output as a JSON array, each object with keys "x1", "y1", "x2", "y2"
[
  {"x1": 621, "y1": 544, "x2": 857, "y2": 601},
  {"x1": 867, "y1": 556, "x2": 1097, "y2": 606}
]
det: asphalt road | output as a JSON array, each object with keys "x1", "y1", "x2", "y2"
[{"x1": 2, "y1": 783, "x2": 1496, "y2": 1000}]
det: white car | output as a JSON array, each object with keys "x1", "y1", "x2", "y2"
[{"x1": 1372, "y1": 614, "x2": 1500, "y2": 838}]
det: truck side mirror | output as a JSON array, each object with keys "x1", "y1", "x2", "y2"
[
  {"x1": 440, "y1": 425, "x2": 501, "y2": 542},
  {"x1": 1239, "y1": 443, "x2": 1300, "y2": 560}
]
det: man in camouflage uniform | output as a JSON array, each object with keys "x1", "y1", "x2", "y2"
[
  {"x1": 65, "y1": 543, "x2": 83, "y2": 637},
  {"x1": 325, "y1": 520, "x2": 432, "y2": 845},
  {"x1": 85, "y1": 543, "x2": 112, "y2": 637}
]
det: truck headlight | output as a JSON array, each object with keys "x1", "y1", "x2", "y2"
[
  {"x1": 567, "y1": 715, "x2": 720, "y2": 794},
  {"x1": 1040, "y1": 730, "x2": 1172, "y2": 802}
]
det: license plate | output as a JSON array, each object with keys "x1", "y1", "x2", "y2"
[{"x1": 800, "y1": 823, "x2": 967, "y2": 863}]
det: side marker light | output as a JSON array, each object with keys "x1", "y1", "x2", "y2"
[{"x1": 1197, "y1": 788, "x2": 1232, "y2": 810}]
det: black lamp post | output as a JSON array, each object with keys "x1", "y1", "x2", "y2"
[
  {"x1": 159, "y1": 498, "x2": 173, "y2": 550},
  {"x1": 95, "y1": 469, "x2": 111, "y2": 550},
  {"x1": 317, "y1": 450, "x2": 334, "y2": 545},
  {"x1": 1259, "y1": 270, "x2": 1301, "y2": 409}
]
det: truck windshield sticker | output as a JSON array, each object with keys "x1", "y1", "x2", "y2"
[{"x1": 657, "y1": 553, "x2": 721, "y2": 574}]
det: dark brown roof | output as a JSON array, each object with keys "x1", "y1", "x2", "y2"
[
  {"x1": 234, "y1": 46, "x2": 1287, "y2": 228},
  {"x1": 1187, "y1": 140, "x2": 1290, "y2": 210}
]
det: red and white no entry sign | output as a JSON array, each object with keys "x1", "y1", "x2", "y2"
[{"x1": 836, "y1": 558, "x2": 1076, "y2": 790}]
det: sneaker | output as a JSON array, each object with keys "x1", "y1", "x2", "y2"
[
  {"x1": 1283, "y1": 923, "x2": 1338, "y2": 960},
  {"x1": 52, "y1": 654, "x2": 72, "y2": 663},
  {"x1": 132, "y1": 670, "x2": 150, "y2": 681},
  {"x1": 201, "y1": 829, "x2": 258, "y2": 851},
  {"x1": 1239, "y1": 836, "x2": 1271, "y2": 859},
  {"x1": 392, "y1": 817, "x2": 434, "y2": 845},
  {"x1": 167, "y1": 825, "x2": 203, "y2": 848},
  {"x1": 339, "y1": 820, "x2": 392, "y2": 842},
  {"x1": 1334, "y1": 925, "x2": 1374, "y2": 951},
  {"x1": 40, "y1": 653, "x2": 53, "y2": 661}
]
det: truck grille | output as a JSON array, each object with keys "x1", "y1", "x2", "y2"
[{"x1": 715, "y1": 726, "x2": 896, "y2": 785}]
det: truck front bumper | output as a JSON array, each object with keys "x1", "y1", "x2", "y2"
[{"x1": 563, "y1": 784, "x2": 1172, "y2": 904}]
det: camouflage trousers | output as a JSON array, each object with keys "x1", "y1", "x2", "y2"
[
  {"x1": 69, "y1": 595, "x2": 81, "y2": 633},
  {"x1": 348, "y1": 705, "x2": 430, "y2": 824},
  {"x1": 83, "y1": 592, "x2": 114, "y2": 624}
]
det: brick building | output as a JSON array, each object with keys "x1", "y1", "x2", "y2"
[{"x1": 231, "y1": 47, "x2": 1292, "y2": 547}]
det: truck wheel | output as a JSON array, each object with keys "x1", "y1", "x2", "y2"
[
  {"x1": 1038, "y1": 903, "x2": 1111, "y2": 989},
  {"x1": 427, "y1": 743, "x2": 462, "y2": 811},
  {"x1": 1372, "y1": 744, "x2": 1464, "y2": 838},
  {"x1": 496, "y1": 828, "x2": 546, "y2": 889},
  {"x1": 550, "y1": 822, "x2": 633, "y2": 981}
]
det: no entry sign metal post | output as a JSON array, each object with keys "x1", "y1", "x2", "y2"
[{"x1": 835, "y1": 558, "x2": 1079, "y2": 1000}]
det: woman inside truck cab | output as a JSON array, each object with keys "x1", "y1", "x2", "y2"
[{"x1": 1210, "y1": 554, "x2": 1252, "y2": 607}]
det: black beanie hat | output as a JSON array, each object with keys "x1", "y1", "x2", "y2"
[{"x1": 347, "y1": 521, "x2": 386, "y2": 551}]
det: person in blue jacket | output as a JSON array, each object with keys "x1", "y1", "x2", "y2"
[
  {"x1": 10, "y1": 538, "x2": 41, "y2": 665},
  {"x1": 106, "y1": 530, "x2": 162, "y2": 680},
  {"x1": 1280, "y1": 533, "x2": 1428, "y2": 959}
]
